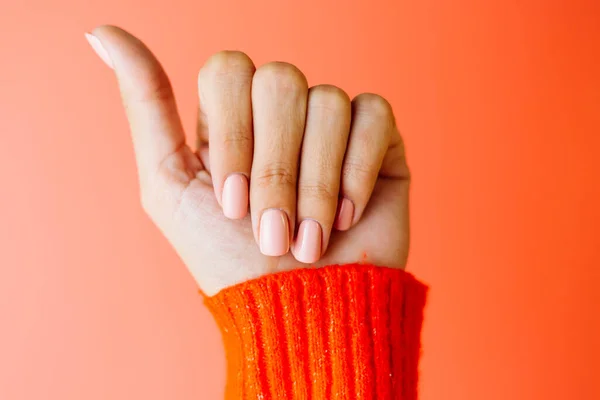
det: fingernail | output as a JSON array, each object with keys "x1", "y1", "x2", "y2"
[
  {"x1": 260, "y1": 209, "x2": 290, "y2": 256},
  {"x1": 334, "y1": 198, "x2": 354, "y2": 231},
  {"x1": 294, "y1": 220, "x2": 322, "y2": 264},
  {"x1": 84, "y1": 33, "x2": 114, "y2": 69},
  {"x1": 222, "y1": 174, "x2": 248, "y2": 219}
]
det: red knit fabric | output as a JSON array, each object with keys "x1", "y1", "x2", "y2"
[{"x1": 205, "y1": 263, "x2": 428, "y2": 399}]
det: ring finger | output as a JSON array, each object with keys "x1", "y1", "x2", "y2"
[{"x1": 292, "y1": 85, "x2": 351, "y2": 263}]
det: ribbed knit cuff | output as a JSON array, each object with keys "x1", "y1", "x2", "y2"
[{"x1": 205, "y1": 263, "x2": 428, "y2": 400}]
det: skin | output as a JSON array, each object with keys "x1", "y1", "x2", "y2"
[{"x1": 90, "y1": 25, "x2": 411, "y2": 296}]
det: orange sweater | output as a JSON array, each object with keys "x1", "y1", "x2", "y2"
[{"x1": 205, "y1": 263, "x2": 427, "y2": 399}]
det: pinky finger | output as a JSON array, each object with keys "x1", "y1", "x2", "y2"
[{"x1": 335, "y1": 93, "x2": 401, "y2": 231}]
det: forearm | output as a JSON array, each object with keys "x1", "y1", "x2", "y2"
[{"x1": 206, "y1": 263, "x2": 427, "y2": 399}]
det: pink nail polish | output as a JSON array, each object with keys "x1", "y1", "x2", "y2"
[
  {"x1": 84, "y1": 33, "x2": 114, "y2": 69},
  {"x1": 294, "y1": 220, "x2": 322, "y2": 264},
  {"x1": 260, "y1": 209, "x2": 290, "y2": 256},
  {"x1": 334, "y1": 198, "x2": 354, "y2": 231},
  {"x1": 222, "y1": 174, "x2": 248, "y2": 219}
]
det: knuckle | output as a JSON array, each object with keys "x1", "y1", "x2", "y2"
[
  {"x1": 298, "y1": 181, "x2": 338, "y2": 202},
  {"x1": 353, "y1": 93, "x2": 394, "y2": 121},
  {"x1": 222, "y1": 127, "x2": 252, "y2": 150},
  {"x1": 200, "y1": 51, "x2": 255, "y2": 83},
  {"x1": 255, "y1": 162, "x2": 296, "y2": 189},
  {"x1": 342, "y1": 155, "x2": 376, "y2": 182},
  {"x1": 308, "y1": 85, "x2": 350, "y2": 114},
  {"x1": 254, "y1": 62, "x2": 308, "y2": 93}
]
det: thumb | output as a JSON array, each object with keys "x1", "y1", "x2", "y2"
[{"x1": 85, "y1": 25, "x2": 187, "y2": 187}]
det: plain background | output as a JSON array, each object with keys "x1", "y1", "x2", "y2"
[{"x1": 1, "y1": 0, "x2": 599, "y2": 399}]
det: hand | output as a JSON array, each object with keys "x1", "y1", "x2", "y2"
[{"x1": 87, "y1": 26, "x2": 410, "y2": 296}]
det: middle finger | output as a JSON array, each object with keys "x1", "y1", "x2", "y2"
[{"x1": 251, "y1": 62, "x2": 308, "y2": 257}]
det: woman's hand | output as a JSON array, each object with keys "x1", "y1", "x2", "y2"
[{"x1": 87, "y1": 26, "x2": 410, "y2": 296}]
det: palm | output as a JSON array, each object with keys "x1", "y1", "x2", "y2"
[{"x1": 159, "y1": 147, "x2": 409, "y2": 295}]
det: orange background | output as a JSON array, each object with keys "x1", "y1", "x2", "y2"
[{"x1": 1, "y1": 0, "x2": 599, "y2": 399}]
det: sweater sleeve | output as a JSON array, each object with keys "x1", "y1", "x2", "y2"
[{"x1": 204, "y1": 263, "x2": 428, "y2": 400}]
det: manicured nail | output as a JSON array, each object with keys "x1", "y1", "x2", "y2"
[
  {"x1": 260, "y1": 209, "x2": 290, "y2": 256},
  {"x1": 84, "y1": 33, "x2": 114, "y2": 69},
  {"x1": 294, "y1": 220, "x2": 322, "y2": 264},
  {"x1": 334, "y1": 197, "x2": 354, "y2": 231},
  {"x1": 222, "y1": 174, "x2": 248, "y2": 219}
]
